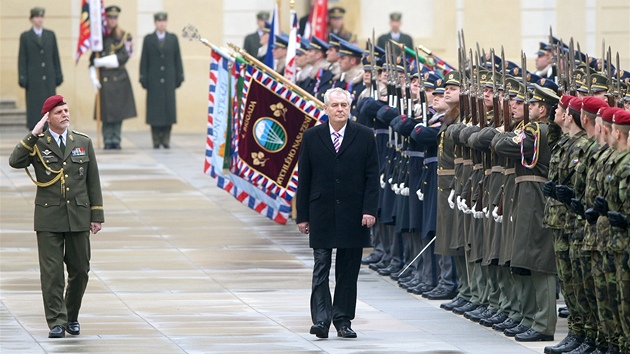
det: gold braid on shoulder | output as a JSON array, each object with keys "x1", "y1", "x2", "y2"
[{"x1": 24, "y1": 145, "x2": 65, "y2": 197}]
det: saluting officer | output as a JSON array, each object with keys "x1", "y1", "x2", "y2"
[
  {"x1": 18, "y1": 7, "x2": 63, "y2": 130},
  {"x1": 139, "y1": 12, "x2": 184, "y2": 149}
]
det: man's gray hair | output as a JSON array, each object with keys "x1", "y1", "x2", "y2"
[{"x1": 324, "y1": 88, "x2": 352, "y2": 106}]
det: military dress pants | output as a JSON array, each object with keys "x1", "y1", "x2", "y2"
[
  {"x1": 311, "y1": 248, "x2": 362, "y2": 329},
  {"x1": 530, "y1": 270, "x2": 557, "y2": 336},
  {"x1": 102, "y1": 121, "x2": 122, "y2": 145},
  {"x1": 36, "y1": 231, "x2": 91, "y2": 329},
  {"x1": 454, "y1": 254, "x2": 472, "y2": 301},
  {"x1": 151, "y1": 125, "x2": 172, "y2": 148}
]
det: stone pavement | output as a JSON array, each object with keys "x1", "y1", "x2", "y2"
[{"x1": 0, "y1": 128, "x2": 566, "y2": 353}]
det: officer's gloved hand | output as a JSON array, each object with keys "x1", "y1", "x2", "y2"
[
  {"x1": 607, "y1": 211, "x2": 628, "y2": 229},
  {"x1": 380, "y1": 174, "x2": 386, "y2": 189},
  {"x1": 456, "y1": 196, "x2": 463, "y2": 211},
  {"x1": 555, "y1": 185, "x2": 575, "y2": 204},
  {"x1": 584, "y1": 208, "x2": 599, "y2": 225},
  {"x1": 483, "y1": 206, "x2": 489, "y2": 218},
  {"x1": 592, "y1": 196, "x2": 609, "y2": 216},
  {"x1": 492, "y1": 206, "x2": 502, "y2": 223},
  {"x1": 461, "y1": 199, "x2": 472, "y2": 214},
  {"x1": 543, "y1": 181, "x2": 556, "y2": 199},
  {"x1": 448, "y1": 190, "x2": 455, "y2": 209},
  {"x1": 416, "y1": 189, "x2": 424, "y2": 201},
  {"x1": 89, "y1": 66, "x2": 101, "y2": 93},
  {"x1": 570, "y1": 198, "x2": 585, "y2": 217},
  {"x1": 472, "y1": 204, "x2": 483, "y2": 218},
  {"x1": 401, "y1": 186, "x2": 409, "y2": 196},
  {"x1": 392, "y1": 182, "x2": 399, "y2": 193}
]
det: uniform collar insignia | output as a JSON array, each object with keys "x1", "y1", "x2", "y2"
[
  {"x1": 46, "y1": 136, "x2": 52, "y2": 143},
  {"x1": 69, "y1": 134, "x2": 74, "y2": 141}
]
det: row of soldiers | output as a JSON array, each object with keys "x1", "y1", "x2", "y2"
[{"x1": 304, "y1": 32, "x2": 630, "y2": 353}]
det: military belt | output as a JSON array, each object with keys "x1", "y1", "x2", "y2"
[
  {"x1": 454, "y1": 158, "x2": 464, "y2": 164},
  {"x1": 437, "y1": 169, "x2": 455, "y2": 176},
  {"x1": 462, "y1": 159, "x2": 473, "y2": 166},
  {"x1": 484, "y1": 169, "x2": 492, "y2": 176},
  {"x1": 406, "y1": 151, "x2": 425, "y2": 158},
  {"x1": 514, "y1": 175, "x2": 548, "y2": 184},
  {"x1": 424, "y1": 157, "x2": 438, "y2": 164},
  {"x1": 472, "y1": 164, "x2": 483, "y2": 170},
  {"x1": 503, "y1": 168, "x2": 515, "y2": 175},
  {"x1": 491, "y1": 166, "x2": 505, "y2": 173},
  {"x1": 374, "y1": 129, "x2": 389, "y2": 135}
]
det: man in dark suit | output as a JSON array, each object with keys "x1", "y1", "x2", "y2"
[
  {"x1": 243, "y1": 11, "x2": 269, "y2": 57},
  {"x1": 377, "y1": 12, "x2": 413, "y2": 53},
  {"x1": 18, "y1": 7, "x2": 63, "y2": 130},
  {"x1": 139, "y1": 12, "x2": 184, "y2": 149},
  {"x1": 9, "y1": 95, "x2": 104, "y2": 339},
  {"x1": 297, "y1": 88, "x2": 379, "y2": 339}
]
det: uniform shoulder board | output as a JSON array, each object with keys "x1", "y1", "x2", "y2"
[
  {"x1": 38, "y1": 133, "x2": 45, "y2": 137},
  {"x1": 72, "y1": 130, "x2": 91, "y2": 138},
  {"x1": 524, "y1": 122, "x2": 538, "y2": 135}
]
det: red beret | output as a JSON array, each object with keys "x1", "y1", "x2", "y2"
[
  {"x1": 568, "y1": 97, "x2": 583, "y2": 112},
  {"x1": 599, "y1": 107, "x2": 622, "y2": 123},
  {"x1": 40, "y1": 95, "x2": 66, "y2": 114},
  {"x1": 612, "y1": 109, "x2": 630, "y2": 125},
  {"x1": 559, "y1": 95, "x2": 575, "y2": 110},
  {"x1": 581, "y1": 96, "x2": 608, "y2": 114}
]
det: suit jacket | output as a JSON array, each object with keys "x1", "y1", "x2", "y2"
[
  {"x1": 18, "y1": 28, "x2": 63, "y2": 129},
  {"x1": 377, "y1": 32, "x2": 413, "y2": 51},
  {"x1": 243, "y1": 31, "x2": 262, "y2": 57},
  {"x1": 9, "y1": 130, "x2": 104, "y2": 232},
  {"x1": 139, "y1": 31, "x2": 184, "y2": 126},
  {"x1": 296, "y1": 120, "x2": 379, "y2": 249}
]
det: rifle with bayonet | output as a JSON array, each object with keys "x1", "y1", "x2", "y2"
[
  {"x1": 491, "y1": 48, "x2": 501, "y2": 128},
  {"x1": 569, "y1": 39, "x2": 577, "y2": 96},
  {"x1": 522, "y1": 50, "x2": 530, "y2": 125},
  {"x1": 501, "y1": 46, "x2": 511, "y2": 133},
  {"x1": 401, "y1": 43, "x2": 412, "y2": 117},
  {"x1": 415, "y1": 48, "x2": 428, "y2": 125},
  {"x1": 557, "y1": 38, "x2": 566, "y2": 95},
  {"x1": 617, "y1": 52, "x2": 624, "y2": 108},
  {"x1": 585, "y1": 51, "x2": 592, "y2": 95},
  {"x1": 475, "y1": 46, "x2": 486, "y2": 129},
  {"x1": 369, "y1": 32, "x2": 378, "y2": 99},
  {"x1": 469, "y1": 49, "x2": 478, "y2": 126},
  {"x1": 549, "y1": 26, "x2": 557, "y2": 83},
  {"x1": 606, "y1": 47, "x2": 614, "y2": 107}
]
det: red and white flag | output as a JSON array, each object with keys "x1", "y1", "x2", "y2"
[
  {"x1": 284, "y1": 9, "x2": 300, "y2": 82},
  {"x1": 303, "y1": 0, "x2": 327, "y2": 40},
  {"x1": 75, "y1": 0, "x2": 105, "y2": 63}
]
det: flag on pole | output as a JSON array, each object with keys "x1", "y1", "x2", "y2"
[
  {"x1": 264, "y1": 4, "x2": 279, "y2": 69},
  {"x1": 75, "y1": 0, "x2": 106, "y2": 63},
  {"x1": 303, "y1": 0, "x2": 328, "y2": 40},
  {"x1": 284, "y1": 9, "x2": 300, "y2": 82}
]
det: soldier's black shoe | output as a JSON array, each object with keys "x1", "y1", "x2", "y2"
[
  {"x1": 361, "y1": 253, "x2": 381, "y2": 265},
  {"x1": 104, "y1": 143, "x2": 113, "y2": 150},
  {"x1": 336, "y1": 325, "x2": 357, "y2": 338},
  {"x1": 397, "y1": 275, "x2": 415, "y2": 286},
  {"x1": 544, "y1": 333, "x2": 583, "y2": 354},
  {"x1": 401, "y1": 278, "x2": 421, "y2": 289},
  {"x1": 410, "y1": 284, "x2": 434, "y2": 295},
  {"x1": 48, "y1": 325, "x2": 65, "y2": 338},
  {"x1": 504, "y1": 324, "x2": 529, "y2": 337},
  {"x1": 426, "y1": 288, "x2": 457, "y2": 300},
  {"x1": 515, "y1": 328, "x2": 554, "y2": 342},
  {"x1": 558, "y1": 307, "x2": 569, "y2": 318},
  {"x1": 66, "y1": 321, "x2": 80, "y2": 335},
  {"x1": 162, "y1": 144, "x2": 170, "y2": 149},
  {"x1": 369, "y1": 260, "x2": 389, "y2": 271},
  {"x1": 452, "y1": 301, "x2": 478, "y2": 315},
  {"x1": 309, "y1": 322, "x2": 329, "y2": 338},
  {"x1": 492, "y1": 317, "x2": 518, "y2": 331},
  {"x1": 390, "y1": 266, "x2": 412, "y2": 280},
  {"x1": 377, "y1": 264, "x2": 401, "y2": 276},
  {"x1": 464, "y1": 305, "x2": 487, "y2": 320},
  {"x1": 440, "y1": 296, "x2": 467, "y2": 311},
  {"x1": 480, "y1": 312, "x2": 508, "y2": 327},
  {"x1": 564, "y1": 337, "x2": 596, "y2": 353}
]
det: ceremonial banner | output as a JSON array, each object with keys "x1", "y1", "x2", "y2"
[
  {"x1": 205, "y1": 49, "x2": 291, "y2": 224},
  {"x1": 232, "y1": 64, "x2": 327, "y2": 204},
  {"x1": 284, "y1": 9, "x2": 300, "y2": 82},
  {"x1": 75, "y1": 0, "x2": 105, "y2": 62},
  {"x1": 303, "y1": 0, "x2": 328, "y2": 40},
  {"x1": 264, "y1": 4, "x2": 279, "y2": 70}
]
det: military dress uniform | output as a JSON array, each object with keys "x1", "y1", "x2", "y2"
[
  {"x1": 9, "y1": 117, "x2": 104, "y2": 334},
  {"x1": 139, "y1": 12, "x2": 184, "y2": 148},
  {"x1": 18, "y1": 8, "x2": 63, "y2": 130}
]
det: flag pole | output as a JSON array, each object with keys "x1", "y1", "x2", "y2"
[{"x1": 95, "y1": 54, "x2": 102, "y2": 149}]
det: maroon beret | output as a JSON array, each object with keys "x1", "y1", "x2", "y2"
[
  {"x1": 40, "y1": 95, "x2": 66, "y2": 114},
  {"x1": 568, "y1": 97, "x2": 583, "y2": 112},
  {"x1": 599, "y1": 107, "x2": 622, "y2": 123},
  {"x1": 559, "y1": 94, "x2": 575, "y2": 110},
  {"x1": 612, "y1": 109, "x2": 630, "y2": 125},
  {"x1": 581, "y1": 96, "x2": 608, "y2": 114}
]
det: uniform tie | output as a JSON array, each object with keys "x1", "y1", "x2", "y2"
[
  {"x1": 332, "y1": 132, "x2": 341, "y2": 153},
  {"x1": 59, "y1": 135, "x2": 66, "y2": 155}
]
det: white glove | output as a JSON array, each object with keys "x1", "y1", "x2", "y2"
[
  {"x1": 94, "y1": 54, "x2": 119, "y2": 68},
  {"x1": 448, "y1": 190, "x2": 455, "y2": 209},
  {"x1": 492, "y1": 206, "x2": 502, "y2": 223},
  {"x1": 89, "y1": 66, "x2": 101, "y2": 92},
  {"x1": 456, "y1": 196, "x2": 463, "y2": 211},
  {"x1": 392, "y1": 183, "x2": 399, "y2": 194},
  {"x1": 472, "y1": 203, "x2": 483, "y2": 218},
  {"x1": 462, "y1": 200, "x2": 472, "y2": 214},
  {"x1": 380, "y1": 174, "x2": 386, "y2": 189},
  {"x1": 401, "y1": 186, "x2": 409, "y2": 196},
  {"x1": 483, "y1": 207, "x2": 489, "y2": 219},
  {"x1": 416, "y1": 189, "x2": 424, "y2": 201},
  {"x1": 388, "y1": 177, "x2": 393, "y2": 184}
]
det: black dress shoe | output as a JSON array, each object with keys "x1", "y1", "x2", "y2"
[
  {"x1": 558, "y1": 306, "x2": 569, "y2": 318},
  {"x1": 544, "y1": 333, "x2": 583, "y2": 354},
  {"x1": 104, "y1": 143, "x2": 113, "y2": 150},
  {"x1": 492, "y1": 317, "x2": 518, "y2": 331},
  {"x1": 410, "y1": 284, "x2": 434, "y2": 295},
  {"x1": 361, "y1": 254, "x2": 381, "y2": 265},
  {"x1": 479, "y1": 312, "x2": 507, "y2": 327},
  {"x1": 427, "y1": 288, "x2": 457, "y2": 300},
  {"x1": 336, "y1": 325, "x2": 357, "y2": 338},
  {"x1": 390, "y1": 266, "x2": 412, "y2": 280},
  {"x1": 401, "y1": 278, "x2": 421, "y2": 289},
  {"x1": 452, "y1": 302, "x2": 478, "y2": 315},
  {"x1": 309, "y1": 322, "x2": 329, "y2": 338},
  {"x1": 504, "y1": 324, "x2": 529, "y2": 337},
  {"x1": 469, "y1": 309, "x2": 495, "y2": 323},
  {"x1": 66, "y1": 321, "x2": 80, "y2": 335},
  {"x1": 114, "y1": 143, "x2": 121, "y2": 150},
  {"x1": 398, "y1": 275, "x2": 415, "y2": 286},
  {"x1": 153, "y1": 144, "x2": 160, "y2": 149},
  {"x1": 464, "y1": 305, "x2": 487, "y2": 320},
  {"x1": 440, "y1": 296, "x2": 467, "y2": 311},
  {"x1": 369, "y1": 260, "x2": 389, "y2": 271},
  {"x1": 378, "y1": 264, "x2": 402, "y2": 276},
  {"x1": 162, "y1": 144, "x2": 170, "y2": 149},
  {"x1": 565, "y1": 337, "x2": 597, "y2": 354},
  {"x1": 48, "y1": 325, "x2": 65, "y2": 338},
  {"x1": 515, "y1": 328, "x2": 554, "y2": 342}
]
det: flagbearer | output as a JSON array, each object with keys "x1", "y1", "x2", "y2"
[
  {"x1": 89, "y1": 5, "x2": 137, "y2": 150},
  {"x1": 139, "y1": 12, "x2": 184, "y2": 149}
]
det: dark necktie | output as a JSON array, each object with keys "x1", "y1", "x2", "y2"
[{"x1": 59, "y1": 136, "x2": 65, "y2": 155}]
